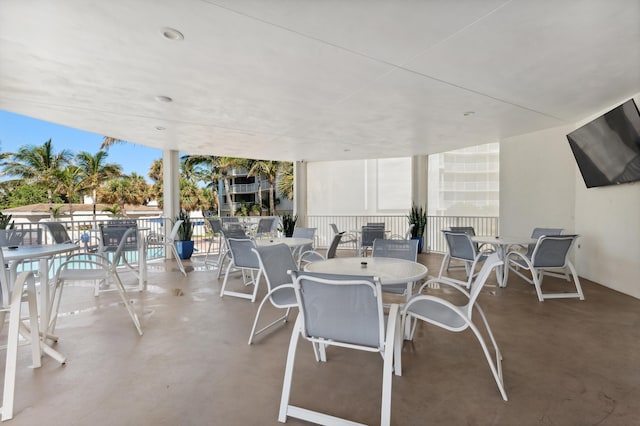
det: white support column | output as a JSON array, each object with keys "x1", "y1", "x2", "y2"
[
  {"x1": 411, "y1": 155, "x2": 429, "y2": 252},
  {"x1": 163, "y1": 150, "x2": 181, "y2": 259},
  {"x1": 293, "y1": 161, "x2": 307, "y2": 226}
]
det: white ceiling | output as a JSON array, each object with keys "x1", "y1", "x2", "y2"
[{"x1": 1, "y1": 0, "x2": 639, "y2": 162}]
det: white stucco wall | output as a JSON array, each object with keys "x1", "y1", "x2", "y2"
[
  {"x1": 500, "y1": 125, "x2": 577, "y2": 237},
  {"x1": 501, "y1": 94, "x2": 640, "y2": 298}
]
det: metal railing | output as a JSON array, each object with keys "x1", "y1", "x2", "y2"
[{"x1": 306, "y1": 215, "x2": 499, "y2": 253}]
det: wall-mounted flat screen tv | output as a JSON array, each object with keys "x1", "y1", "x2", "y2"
[{"x1": 567, "y1": 98, "x2": 640, "y2": 188}]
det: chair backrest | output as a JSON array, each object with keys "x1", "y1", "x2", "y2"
[
  {"x1": 367, "y1": 222, "x2": 385, "y2": 229},
  {"x1": 326, "y1": 232, "x2": 343, "y2": 259},
  {"x1": 207, "y1": 218, "x2": 223, "y2": 234},
  {"x1": 329, "y1": 223, "x2": 340, "y2": 235},
  {"x1": 450, "y1": 226, "x2": 476, "y2": 237},
  {"x1": 292, "y1": 227, "x2": 316, "y2": 240},
  {"x1": 221, "y1": 217, "x2": 239, "y2": 224},
  {"x1": 442, "y1": 230, "x2": 476, "y2": 261},
  {"x1": 531, "y1": 235, "x2": 578, "y2": 268},
  {"x1": 222, "y1": 226, "x2": 247, "y2": 239},
  {"x1": 361, "y1": 226, "x2": 385, "y2": 248},
  {"x1": 0, "y1": 229, "x2": 25, "y2": 247},
  {"x1": 289, "y1": 271, "x2": 384, "y2": 349},
  {"x1": 227, "y1": 238, "x2": 259, "y2": 269},
  {"x1": 99, "y1": 223, "x2": 138, "y2": 253},
  {"x1": 42, "y1": 222, "x2": 73, "y2": 244},
  {"x1": 256, "y1": 218, "x2": 276, "y2": 234},
  {"x1": 465, "y1": 252, "x2": 503, "y2": 317},
  {"x1": 0, "y1": 228, "x2": 43, "y2": 246},
  {"x1": 168, "y1": 220, "x2": 183, "y2": 241},
  {"x1": 253, "y1": 243, "x2": 297, "y2": 293},
  {"x1": 372, "y1": 239, "x2": 418, "y2": 261},
  {"x1": 527, "y1": 227, "x2": 563, "y2": 257}
]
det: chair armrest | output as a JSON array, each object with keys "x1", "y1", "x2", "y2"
[{"x1": 417, "y1": 277, "x2": 471, "y2": 299}]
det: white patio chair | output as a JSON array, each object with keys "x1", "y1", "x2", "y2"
[
  {"x1": 329, "y1": 223, "x2": 357, "y2": 247},
  {"x1": 48, "y1": 227, "x2": 143, "y2": 336},
  {"x1": 215, "y1": 225, "x2": 248, "y2": 279},
  {"x1": 280, "y1": 271, "x2": 400, "y2": 426},
  {"x1": 203, "y1": 218, "x2": 223, "y2": 266},
  {"x1": 505, "y1": 234, "x2": 584, "y2": 302},
  {"x1": 438, "y1": 230, "x2": 488, "y2": 288},
  {"x1": 291, "y1": 227, "x2": 316, "y2": 259},
  {"x1": 372, "y1": 238, "x2": 419, "y2": 301},
  {"x1": 220, "y1": 237, "x2": 262, "y2": 302},
  {"x1": 359, "y1": 225, "x2": 385, "y2": 257},
  {"x1": 41, "y1": 222, "x2": 77, "y2": 244},
  {"x1": 255, "y1": 217, "x2": 276, "y2": 238},
  {"x1": 147, "y1": 220, "x2": 186, "y2": 277},
  {"x1": 389, "y1": 223, "x2": 414, "y2": 240},
  {"x1": 248, "y1": 243, "x2": 298, "y2": 344},
  {"x1": 297, "y1": 232, "x2": 343, "y2": 270},
  {"x1": 396, "y1": 253, "x2": 508, "y2": 401}
]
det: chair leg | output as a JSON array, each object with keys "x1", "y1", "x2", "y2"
[
  {"x1": 220, "y1": 262, "x2": 234, "y2": 298},
  {"x1": 278, "y1": 316, "x2": 302, "y2": 423},
  {"x1": 438, "y1": 254, "x2": 450, "y2": 279},
  {"x1": 170, "y1": 243, "x2": 187, "y2": 277},
  {"x1": 568, "y1": 261, "x2": 585, "y2": 300},
  {"x1": 468, "y1": 320, "x2": 508, "y2": 401},
  {"x1": 112, "y1": 273, "x2": 143, "y2": 336},
  {"x1": 248, "y1": 291, "x2": 291, "y2": 345},
  {"x1": 380, "y1": 304, "x2": 398, "y2": 426}
]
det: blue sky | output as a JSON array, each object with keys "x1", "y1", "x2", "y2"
[{"x1": 0, "y1": 109, "x2": 161, "y2": 180}]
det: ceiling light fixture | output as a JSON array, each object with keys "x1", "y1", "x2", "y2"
[
  {"x1": 155, "y1": 95, "x2": 173, "y2": 103},
  {"x1": 161, "y1": 27, "x2": 184, "y2": 41},
  {"x1": 155, "y1": 126, "x2": 166, "y2": 131},
  {"x1": 463, "y1": 111, "x2": 475, "y2": 116}
]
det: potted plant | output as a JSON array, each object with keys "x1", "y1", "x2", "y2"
[
  {"x1": 408, "y1": 204, "x2": 427, "y2": 253},
  {"x1": 175, "y1": 211, "x2": 194, "y2": 259},
  {"x1": 280, "y1": 213, "x2": 297, "y2": 237}
]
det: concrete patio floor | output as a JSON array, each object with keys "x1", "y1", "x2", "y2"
[{"x1": 3, "y1": 250, "x2": 639, "y2": 425}]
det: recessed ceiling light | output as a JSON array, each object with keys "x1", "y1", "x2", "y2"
[
  {"x1": 155, "y1": 95, "x2": 173, "y2": 103},
  {"x1": 344, "y1": 148, "x2": 351, "y2": 152},
  {"x1": 161, "y1": 27, "x2": 184, "y2": 41},
  {"x1": 155, "y1": 126, "x2": 166, "y2": 131},
  {"x1": 463, "y1": 111, "x2": 475, "y2": 116}
]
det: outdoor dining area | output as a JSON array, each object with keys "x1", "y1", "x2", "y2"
[{"x1": 0, "y1": 218, "x2": 638, "y2": 425}]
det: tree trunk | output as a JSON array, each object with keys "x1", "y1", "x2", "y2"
[
  {"x1": 48, "y1": 188, "x2": 54, "y2": 220},
  {"x1": 256, "y1": 177, "x2": 263, "y2": 215},
  {"x1": 269, "y1": 181, "x2": 275, "y2": 216},
  {"x1": 92, "y1": 188, "x2": 97, "y2": 221},
  {"x1": 223, "y1": 177, "x2": 234, "y2": 216}
]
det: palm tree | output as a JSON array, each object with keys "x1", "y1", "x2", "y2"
[
  {"x1": 277, "y1": 161, "x2": 294, "y2": 201},
  {"x1": 55, "y1": 165, "x2": 85, "y2": 222},
  {"x1": 76, "y1": 151, "x2": 122, "y2": 220},
  {"x1": 248, "y1": 160, "x2": 279, "y2": 215},
  {"x1": 100, "y1": 136, "x2": 125, "y2": 151},
  {"x1": 3, "y1": 139, "x2": 73, "y2": 219},
  {"x1": 98, "y1": 174, "x2": 148, "y2": 216}
]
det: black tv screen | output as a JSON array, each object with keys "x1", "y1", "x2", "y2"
[{"x1": 567, "y1": 98, "x2": 640, "y2": 188}]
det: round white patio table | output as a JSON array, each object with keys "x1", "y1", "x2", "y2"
[
  {"x1": 472, "y1": 235, "x2": 537, "y2": 287},
  {"x1": 255, "y1": 237, "x2": 313, "y2": 250},
  {"x1": 304, "y1": 256, "x2": 428, "y2": 286}
]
